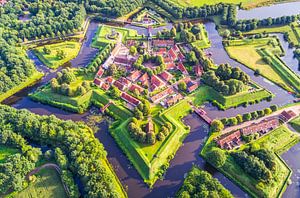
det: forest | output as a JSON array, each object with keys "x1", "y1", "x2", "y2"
[{"x1": 0, "y1": 105, "x2": 124, "y2": 197}]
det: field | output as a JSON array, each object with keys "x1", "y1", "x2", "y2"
[
  {"x1": 14, "y1": 168, "x2": 67, "y2": 198},
  {"x1": 190, "y1": 85, "x2": 272, "y2": 110},
  {"x1": 290, "y1": 116, "x2": 300, "y2": 132},
  {"x1": 34, "y1": 41, "x2": 81, "y2": 69},
  {"x1": 164, "y1": 0, "x2": 291, "y2": 9},
  {"x1": 225, "y1": 37, "x2": 298, "y2": 93},
  {"x1": 0, "y1": 145, "x2": 19, "y2": 163},
  {"x1": 0, "y1": 71, "x2": 43, "y2": 103},
  {"x1": 110, "y1": 99, "x2": 191, "y2": 186},
  {"x1": 201, "y1": 124, "x2": 299, "y2": 198},
  {"x1": 92, "y1": 25, "x2": 138, "y2": 48}
]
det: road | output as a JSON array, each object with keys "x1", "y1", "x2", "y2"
[{"x1": 222, "y1": 104, "x2": 300, "y2": 134}]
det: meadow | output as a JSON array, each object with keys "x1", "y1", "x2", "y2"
[
  {"x1": 225, "y1": 36, "x2": 298, "y2": 93},
  {"x1": 34, "y1": 41, "x2": 81, "y2": 69},
  {"x1": 14, "y1": 168, "x2": 67, "y2": 198}
]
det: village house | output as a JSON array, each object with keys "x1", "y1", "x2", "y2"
[
  {"x1": 152, "y1": 39, "x2": 175, "y2": 47},
  {"x1": 168, "y1": 48, "x2": 177, "y2": 60},
  {"x1": 145, "y1": 118, "x2": 155, "y2": 133},
  {"x1": 0, "y1": 0, "x2": 6, "y2": 5},
  {"x1": 113, "y1": 77, "x2": 131, "y2": 91},
  {"x1": 178, "y1": 62, "x2": 188, "y2": 75},
  {"x1": 127, "y1": 70, "x2": 142, "y2": 82},
  {"x1": 241, "y1": 118, "x2": 280, "y2": 136},
  {"x1": 164, "y1": 94, "x2": 183, "y2": 107},
  {"x1": 150, "y1": 87, "x2": 174, "y2": 103},
  {"x1": 129, "y1": 84, "x2": 144, "y2": 93},
  {"x1": 280, "y1": 110, "x2": 297, "y2": 122},
  {"x1": 166, "y1": 62, "x2": 176, "y2": 70},
  {"x1": 96, "y1": 67, "x2": 104, "y2": 78},
  {"x1": 217, "y1": 130, "x2": 242, "y2": 150},
  {"x1": 138, "y1": 73, "x2": 149, "y2": 87},
  {"x1": 106, "y1": 76, "x2": 115, "y2": 85},
  {"x1": 194, "y1": 65, "x2": 204, "y2": 77},
  {"x1": 159, "y1": 71, "x2": 173, "y2": 82},
  {"x1": 94, "y1": 78, "x2": 102, "y2": 87},
  {"x1": 121, "y1": 92, "x2": 141, "y2": 106},
  {"x1": 151, "y1": 75, "x2": 165, "y2": 91}
]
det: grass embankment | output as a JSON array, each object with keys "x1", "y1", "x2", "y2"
[
  {"x1": 225, "y1": 36, "x2": 299, "y2": 93},
  {"x1": 201, "y1": 124, "x2": 299, "y2": 198},
  {"x1": 191, "y1": 24, "x2": 211, "y2": 49},
  {"x1": 290, "y1": 116, "x2": 300, "y2": 132},
  {"x1": 245, "y1": 21, "x2": 300, "y2": 47},
  {"x1": 33, "y1": 41, "x2": 81, "y2": 69},
  {"x1": 257, "y1": 48, "x2": 300, "y2": 93},
  {"x1": 13, "y1": 168, "x2": 67, "y2": 198},
  {"x1": 110, "y1": 99, "x2": 191, "y2": 186},
  {"x1": 0, "y1": 71, "x2": 43, "y2": 103},
  {"x1": 92, "y1": 24, "x2": 138, "y2": 48},
  {"x1": 0, "y1": 145, "x2": 19, "y2": 163},
  {"x1": 163, "y1": 0, "x2": 292, "y2": 9},
  {"x1": 190, "y1": 85, "x2": 272, "y2": 110}
]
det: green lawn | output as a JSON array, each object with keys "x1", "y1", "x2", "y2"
[
  {"x1": 189, "y1": 85, "x2": 272, "y2": 110},
  {"x1": 290, "y1": 116, "x2": 300, "y2": 132},
  {"x1": 34, "y1": 41, "x2": 81, "y2": 69},
  {"x1": 0, "y1": 145, "x2": 19, "y2": 163},
  {"x1": 0, "y1": 71, "x2": 43, "y2": 102},
  {"x1": 92, "y1": 25, "x2": 138, "y2": 48},
  {"x1": 14, "y1": 168, "x2": 67, "y2": 198},
  {"x1": 225, "y1": 37, "x2": 297, "y2": 93},
  {"x1": 201, "y1": 124, "x2": 299, "y2": 198}
]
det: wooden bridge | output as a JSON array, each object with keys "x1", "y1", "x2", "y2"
[
  {"x1": 194, "y1": 107, "x2": 212, "y2": 125},
  {"x1": 100, "y1": 100, "x2": 114, "y2": 113}
]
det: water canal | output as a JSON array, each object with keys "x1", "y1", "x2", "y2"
[{"x1": 2, "y1": 2, "x2": 300, "y2": 197}]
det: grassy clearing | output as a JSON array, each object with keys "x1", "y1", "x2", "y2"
[
  {"x1": 201, "y1": 124, "x2": 298, "y2": 198},
  {"x1": 257, "y1": 48, "x2": 300, "y2": 93},
  {"x1": 0, "y1": 71, "x2": 43, "y2": 102},
  {"x1": 110, "y1": 99, "x2": 191, "y2": 186},
  {"x1": 189, "y1": 85, "x2": 272, "y2": 110},
  {"x1": 253, "y1": 125, "x2": 300, "y2": 154},
  {"x1": 225, "y1": 37, "x2": 296, "y2": 92},
  {"x1": 290, "y1": 116, "x2": 300, "y2": 132},
  {"x1": 14, "y1": 168, "x2": 67, "y2": 198},
  {"x1": 0, "y1": 145, "x2": 19, "y2": 163},
  {"x1": 34, "y1": 41, "x2": 81, "y2": 69},
  {"x1": 92, "y1": 25, "x2": 138, "y2": 48}
]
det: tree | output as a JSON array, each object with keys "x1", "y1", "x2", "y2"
[
  {"x1": 43, "y1": 46, "x2": 51, "y2": 54},
  {"x1": 170, "y1": 27, "x2": 176, "y2": 37},
  {"x1": 147, "y1": 132, "x2": 156, "y2": 145},
  {"x1": 178, "y1": 81, "x2": 187, "y2": 92},
  {"x1": 210, "y1": 120, "x2": 224, "y2": 132},
  {"x1": 264, "y1": 108, "x2": 272, "y2": 115},
  {"x1": 109, "y1": 85, "x2": 121, "y2": 99},
  {"x1": 243, "y1": 113, "x2": 252, "y2": 121},
  {"x1": 207, "y1": 149, "x2": 227, "y2": 168},
  {"x1": 129, "y1": 46, "x2": 137, "y2": 55}
]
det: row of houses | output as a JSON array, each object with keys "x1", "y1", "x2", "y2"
[{"x1": 216, "y1": 110, "x2": 297, "y2": 150}]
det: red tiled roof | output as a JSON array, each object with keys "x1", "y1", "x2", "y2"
[
  {"x1": 280, "y1": 110, "x2": 296, "y2": 121},
  {"x1": 178, "y1": 62, "x2": 188, "y2": 75},
  {"x1": 217, "y1": 130, "x2": 241, "y2": 149},
  {"x1": 151, "y1": 75, "x2": 165, "y2": 88},
  {"x1": 165, "y1": 94, "x2": 183, "y2": 107},
  {"x1": 172, "y1": 45, "x2": 180, "y2": 52},
  {"x1": 129, "y1": 84, "x2": 144, "y2": 93},
  {"x1": 153, "y1": 39, "x2": 174, "y2": 47},
  {"x1": 194, "y1": 65, "x2": 203, "y2": 77},
  {"x1": 119, "y1": 77, "x2": 131, "y2": 86},
  {"x1": 0, "y1": 0, "x2": 7, "y2": 5},
  {"x1": 164, "y1": 57, "x2": 172, "y2": 64},
  {"x1": 113, "y1": 80, "x2": 126, "y2": 91},
  {"x1": 187, "y1": 84, "x2": 198, "y2": 93},
  {"x1": 127, "y1": 70, "x2": 142, "y2": 82},
  {"x1": 178, "y1": 52, "x2": 185, "y2": 61},
  {"x1": 101, "y1": 83, "x2": 110, "y2": 91},
  {"x1": 151, "y1": 87, "x2": 174, "y2": 103},
  {"x1": 96, "y1": 68, "x2": 104, "y2": 78},
  {"x1": 139, "y1": 73, "x2": 149, "y2": 82},
  {"x1": 159, "y1": 71, "x2": 173, "y2": 82},
  {"x1": 121, "y1": 92, "x2": 140, "y2": 106},
  {"x1": 166, "y1": 63, "x2": 176, "y2": 70},
  {"x1": 94, "y1": 78, "x2": 102, "y2": 86},
  {"x1": 241, "y1": 118, "x2": 279, "y2": 136},
  {"x1": 168, "y1": 48, "x2": 177, "y2": 60},
  {"x1": 106, "y1": 76, "x2": 114, "y2": 84}
]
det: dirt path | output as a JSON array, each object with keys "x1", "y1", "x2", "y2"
[{"x1": 222, "y1": 104, "x2": 300, "y2": 134}]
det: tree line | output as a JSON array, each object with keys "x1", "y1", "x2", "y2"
[{"x1": 0, "y1": 105, "x2": 125, "y2": 197}]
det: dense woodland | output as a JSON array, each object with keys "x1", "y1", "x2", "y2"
[
  {"x1": 176, "y1": 166, "x2": 233, "y2": 198},
  {"x1": 0, "y1": 39, "x2": 37, "y2": 95},
  {"x1": 0, "y1": 105, "x2": 123, "y2": 197}
]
